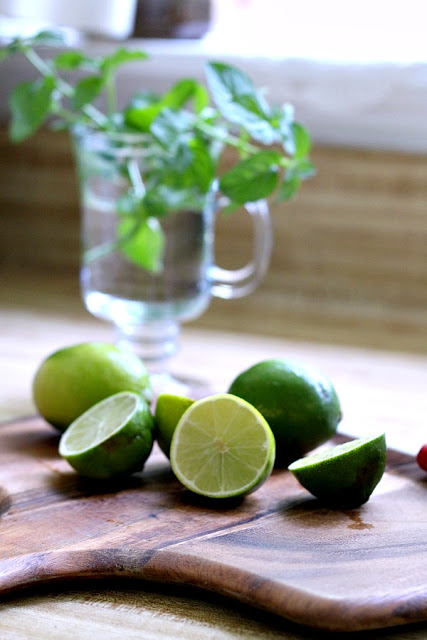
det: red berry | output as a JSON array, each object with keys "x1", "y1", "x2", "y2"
[{"x1": 416, "y1": 444, "x2": 427, "y2": 471}]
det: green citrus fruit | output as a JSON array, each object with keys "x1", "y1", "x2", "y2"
[
  {"x1": 154, "y1": 393, "x2": 194, "y2": 458},
  {"x1": 288, "y1": 433, "x2": 386, "y2": 508},
  {"x1": 228, "y1": 359, "x2": 342, "y2": 466},
  {"x1": 33, "y1": 342, "x2": 152, "y2": 431},
  {"x1": 170, "y1": 393, "x2": 275, "y2": 499},
  {"x1": 59, "y1": 391, "x2": 154, "y2": 479}
]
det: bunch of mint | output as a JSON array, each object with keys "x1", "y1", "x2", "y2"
[{"x1": 1, "y1": 30, "x2": 315, "y2": 271}]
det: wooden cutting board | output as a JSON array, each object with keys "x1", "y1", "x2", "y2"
[{"x1": 0, "y1": 416, "x2": 426, "y2": 633}]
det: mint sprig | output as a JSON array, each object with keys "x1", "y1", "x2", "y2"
[{"x1": 1, "y1": 31, "x2": 315, "y2": 272}]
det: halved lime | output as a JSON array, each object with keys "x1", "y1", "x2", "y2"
[
  {"x1": 170, "y1": 393, "x2": 276, "y2": 499},
  {"x1": 288, "y1": 433, "x2": 386, "y2": 508},
  {"x1": 154, "y1": 393, "x2": 194, "y2": 458},
  {"x1": 59, "y1": 391, "x2": 154, "y2": 479}
]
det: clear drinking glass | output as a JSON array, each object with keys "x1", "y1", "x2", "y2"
[{"x1": 72, "y1": 127, "x2": 272, "y2": 396}]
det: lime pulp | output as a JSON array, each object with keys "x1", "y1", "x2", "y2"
[
  {"x1": 59, "y1": 391, "x2": 154, "y2": 479},
  {"x1": 170, "y1": 393, "x2": 276, "y2": 499}
]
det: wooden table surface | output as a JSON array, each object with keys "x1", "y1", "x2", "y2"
[{"x1": 1, "y1": 267, "x2": 426, "y2": 639}]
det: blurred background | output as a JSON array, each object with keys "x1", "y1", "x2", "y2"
[{"x1": 0, "y1": 0, "x2": 426, "y2": 355}]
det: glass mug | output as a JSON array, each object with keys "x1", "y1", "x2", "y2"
[{"x1": 72, "y1": 127, "x2": 272, "y2": 395}]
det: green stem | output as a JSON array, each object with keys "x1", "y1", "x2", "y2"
[
  {"x1": 25, "y1": 47, "x2": 108, "y2": 129},
  {"x1": 127, "y1": 159, "x2": 146, "y2": 198},
  {"x1": 105, "y1": 71, "x2": 116, "y2": 121},
  {"x1": 50, "y1": 105, "x2": 80, "y2": 127},
  {"x1": 83, "y1": 239, "x2": 120, "y2": 264},
  {"x1": 195, "y1": 115, "x2": 293, "y2": 168},
  {"x1": 195, "y1": 118, "x2": 260, "y2": 156},
  {"x1": 195, "y1": 118, "x2": 290, "y2": 168}
]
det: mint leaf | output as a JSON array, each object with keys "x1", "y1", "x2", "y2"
[
  {"x1": 278, "y1": 154, "x2": 315, "y2": 201},
  {"x1": 143, "y1": 185, "x2": 204, "y2": 217},
  {"x1": 192, "y1": 83, "x2": 210, "y2": 114},
  {"x1": 117, "y1": 191, "x2": 145, "y2": 217},
  {"x1": 205, "y1": 62, "x2": 277, "y2": 144},
  {"x1": 234, "y1": 94, "x2": 277, "y2": 143},
  {"x1": 1, "y1": 30, "x2": 315, "y2": 274},
  {"x1": 293, "y1": 158, "x2": 316, "y2": 179},
  {"x1": 219, "y1": 150, "x2": 281, "y2": 204},
  {"x1": 119, "y1": 217, "x2": 165, "y2": 272},
  {"x1": 101, "y1": 48, "x2": 148, "y2": 72},
  {"x1": 124, "y1": 91, "x2": 162, "y2": 131},
  {"x1": 278, "y1": 175, "x2": 301, "y2": 200},
  {"x1": 9, "y1": 76, "x2": 56, "y2": 142},
  {"x1": 125, "y1": 104, "x2": 162, "y2": 132},
  {"x1": 206, "y1": 62, "x2": 269, "y2": 117},
  {"x1": 72, "y1": 76, "x2": 105, "y2": 110},
  {"x1": 3, "y1": 37, "x2": 28, "y2": 56},
  {"x1": 146, "y1": 133, "x2": 215, "y2": 198},
  {"x1": 151, "y1": 108, "x2": 192, "y2": 148},
  {"x1": 162, "y1": 78, "x2": 209, "y2": 113},
  {"x1": 274, "y1": 103, "x2": 295, "y2": 148},
  {"x1": 32, "y1": 30, "x2": 67, "y2": 46},
  {"x1": 54, "y1": 51, "x2": 97, "y2": 70},
  {"x1": 125, "y1": 80, "x2": 208, "y2": 133},
  {"x1": 187, "y1": 137, "x2": 216, "y2": 192},
  {"x1": 288, "y1": 122, "x2": 312, "y2": 158}
]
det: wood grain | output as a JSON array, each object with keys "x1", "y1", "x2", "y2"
[
  {"x1": 1, "y1": 267, "x2": 426, "y2": 638},
  {"x1": 1, "y1": 416, "x2": 426, "y2": 633}
]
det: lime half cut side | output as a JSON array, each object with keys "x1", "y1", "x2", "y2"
[
  {"x1": 170, "y1": 393, "x2": 276, "y2": 499},
  {"x1": 288, "y1": 433, "x2": 386, "y2": 508},
  {"x1": 59, "y1": 391, "x2": 154, "y2": 479}
]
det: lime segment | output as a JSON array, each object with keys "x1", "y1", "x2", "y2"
[
  {"x1": 59, "y1": 391, "x2": 154, "y2": 479},
  {"x1": 170, "y1": 393, "x2": 275, "y2": 499},
  {"x1": 288, "y1": 433, "x2": 386, "y2": 508}
]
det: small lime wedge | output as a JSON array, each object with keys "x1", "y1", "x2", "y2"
[
  {"x1": 59, "y1": 391, "x2": 154, "y2": 479},
  {"x1": 288, "y1": 433, "x2": 386, "y2": 508},
  {"x1": 170, "y1": 393, "x2": 276, "y2": 499},
  {"x1": 155, "y1": 393, "x2": 194, "y2": 458}
]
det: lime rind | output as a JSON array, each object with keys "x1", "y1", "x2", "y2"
[
  {"x1": 59, "y1": 391, "x2": 154, "y2": 479},
  {"x1": 288, "y1": 433, "x2": 386, "y2": 508},
  {"x1": 170, "y1": 393, "x2": 275, "y2": 499},
  {"x1": 60, "y1": 391, "x2": 139, "y2": 454},
  {"x1": 154, "y1": 393, "x2": 195, "y2": 458}
]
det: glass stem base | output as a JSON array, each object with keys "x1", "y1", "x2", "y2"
[
  {"x1": 115, "y1": 321, "x2": 179, "y2": 374},
  {"x1": 114, "y1": 322, "x2": 213, "y2": 401}
]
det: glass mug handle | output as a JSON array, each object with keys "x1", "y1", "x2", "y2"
[{"x1": 209, "y1": 196, "x2": 273, "y2": 299}]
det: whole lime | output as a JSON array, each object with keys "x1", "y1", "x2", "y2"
[
  {"x1": 33, "y1": 342, "x2": 152, "y2": 431},
  {"x1": 228, "y1": 359, "x2": 342, "y2": 466}
]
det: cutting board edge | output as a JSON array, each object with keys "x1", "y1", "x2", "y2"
[
  {"x1": 0, "y1": 416, "x2": 425, "y2": 633},
  {"x1": 1, "y1": 546, "x2": 426, "y2": 633}
]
